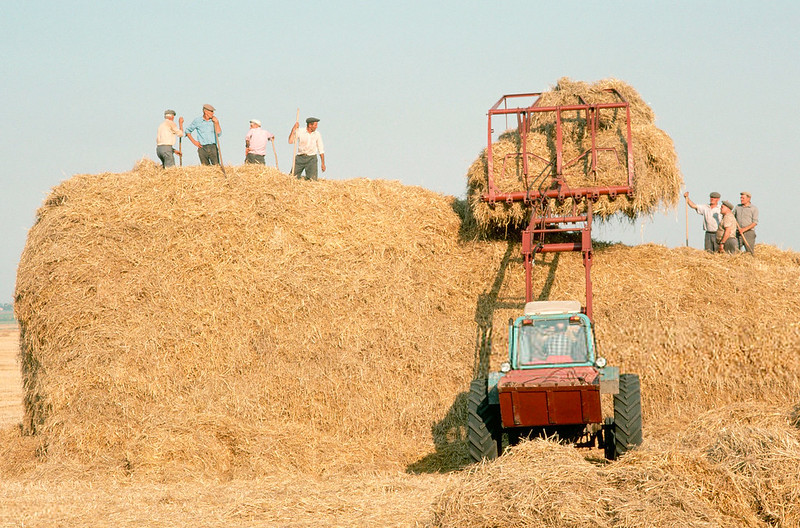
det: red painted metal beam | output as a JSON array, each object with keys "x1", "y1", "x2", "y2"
[
  {"x1": 537, "y1": 243, "x2": 582, "y2": 253},
  {"x1": 485, "y1": 185, "x2": 632, "y2": 204}
]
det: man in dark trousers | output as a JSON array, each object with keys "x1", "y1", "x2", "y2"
[
  {"x1": 185, "y1": 104, "x2": 222, "y2": 165},
  {"x1": 288, "y1": 117, "x2": 325, "y2": 180},
  {"x1": 684, "y1": 191, "x2": 722, "y2": 252},
  {"x1": 735, "y1": 191, "x2": 758, "y2": 255}
]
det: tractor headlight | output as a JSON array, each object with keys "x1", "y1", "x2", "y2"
[
  {"x1": 595, "y1": 356, "x2": 607, "y2": 368},
  {"x1": 500, "y1": 362, "x2": 511, "y2": 373}
]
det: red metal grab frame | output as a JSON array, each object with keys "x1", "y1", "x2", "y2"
[{"x1": 482, "y1": 91, "x2": 636, "y2": 321}]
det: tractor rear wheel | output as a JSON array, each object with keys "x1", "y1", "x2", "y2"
[
  {"x1": 467, "y1": 378, "x2": 500, "y2": 462},
  {"x1": 613, "y1": 373, "x2": 643, "y2": 458}
]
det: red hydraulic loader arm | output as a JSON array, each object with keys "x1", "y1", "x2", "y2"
[{"x1": 482, "y1": 91, "x2": 636, "y2": 321}]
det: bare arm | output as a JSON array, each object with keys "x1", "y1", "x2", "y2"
[
  {"x1": 720, "y1": 225, "x2": 733, "y2": 246},
  {"x1": 684, "y1": 192, "x2": 699, "y2": 211},
  {"x1": 738, "y1": 220, "x2": 757, "y2": 233}
]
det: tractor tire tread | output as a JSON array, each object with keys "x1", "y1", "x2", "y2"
[
  {"x1": 467, "y1": 379, "x2": 500, "y2": 462},
  {"x1": 613, "y1": 373, "x2": 643, "y2": 456}
]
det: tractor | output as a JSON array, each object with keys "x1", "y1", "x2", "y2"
[{"x1": 467, "y1": 91, "x2": 643, "y2": 462}]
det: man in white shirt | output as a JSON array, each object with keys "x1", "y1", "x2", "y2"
[
  {"x1": 684, "y1": 191, "x2": 722, "y2": 252},
  {"x1": 156, "y1": 109, "x2": 184, "y2": 168},
  {"x1": 288, "y1": 117, "x2": 326, "y2": 180},
  {"x1": 244, "y1": 119, "x2": 275, "y2": 165}
]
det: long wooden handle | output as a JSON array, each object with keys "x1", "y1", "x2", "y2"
[
  {"x1": 290, "y1": 108, "x2": 299, "y2": 175},
  {"x1": 214, "y1": 128, "x2": 225, "y2": 175},
  {"x1": 734, "y1": 218, "x2": 753, "y2": 253},
  {"x1": 685, "y1": 198, "x2": 688, "y2": 247},
  {"x1": 179, "y1": 117, "x2": 184, "y2": 167}
]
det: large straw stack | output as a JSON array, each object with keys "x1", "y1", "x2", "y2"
[
  {"x1": 12, "y1": 165, "x2": 800, "y2": 526},
  {"x1": 467, "y1": 78, "x2": 682, "y2": 230},
  {"x1": 15, "y1": 164, "x2": 499, "y2": 476}
]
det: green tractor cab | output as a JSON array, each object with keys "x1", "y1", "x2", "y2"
[{"x1": 468, "y1": 300, "x2": 642, "y2": 462}]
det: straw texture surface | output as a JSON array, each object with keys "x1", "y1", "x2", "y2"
[{"x1": 7, "y1": 164, "x2": 800, "y2": 526}]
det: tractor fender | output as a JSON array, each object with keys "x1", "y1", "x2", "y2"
[
  {"x1": 487, "y1": 371, "x2": 503, "y2": 405},
  {"x1": 599, "y1": 365, "x2": 620, "y2": 395}
]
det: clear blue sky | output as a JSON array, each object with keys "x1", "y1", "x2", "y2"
[{"x1": 2, "y1": 1, "x2": 799, "y2": 303}]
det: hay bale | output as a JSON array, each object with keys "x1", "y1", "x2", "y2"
[
  {"x1": 430, "y1": 403, "x2": 800, "y2": 527},
  {"x1": 467, "y1": 77, "x2": 682, "y2": 230},
  {"x1": 13, "y1": 164, "x2": 800, "y2": 497},
  {"x1": 428, "y1": 440, "x2": 620, "y2": 528},
  {"x1": 15, "y1": 164, "x2": 496, "y2": 477}
]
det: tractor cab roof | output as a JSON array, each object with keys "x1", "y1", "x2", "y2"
[{"x1": 524, "y1": 300, "x2": 582, "y2": 316}]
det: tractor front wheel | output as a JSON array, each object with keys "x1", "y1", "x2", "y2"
[{"x1": 467, "y1": 378, "x2": 501, "y2": 462}]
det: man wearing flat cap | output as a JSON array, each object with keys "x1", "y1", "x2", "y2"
[
  {"x1": 245, "y1": 119, "x2": 275, "y2": 165},
  {"x1": 716, "y1": 201, "x2": 738, "y2": 254},
  {"x1": 156, "y1": 109, "x2": 184, "y2": 168},
  {"x1": 734, "y1": 191, "x2": 758, "y2": 255},
  {"x1": 288, "y1": 117, "x2": 325, "y2": 180},
  {"x1": 185, "y1": 104, "x2": 222, "y2": 166},
  {"x1": 684, "y1": 191, "x2": 722, "y2": 252}
]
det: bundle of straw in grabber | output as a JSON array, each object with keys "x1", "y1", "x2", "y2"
[{"x1": 467, "y1": 77, "x2": 683, "y2": 231}]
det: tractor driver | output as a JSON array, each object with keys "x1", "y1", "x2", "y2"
[
  {"x1": 519, "y1": 324, "x2": 547, "y2": 363},
  {"x1": 543, "y1": 320, "x2": 574, "y2": 360}
]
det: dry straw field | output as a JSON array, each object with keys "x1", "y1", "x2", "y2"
[{"x1": 3, "y1": 80, "x2": 800, "y2": 526}]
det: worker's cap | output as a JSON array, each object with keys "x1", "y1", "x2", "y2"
[
  {"x1": 709, "y1": 191, "x2": 720, "y2": 198},
  {"x1": 306, "y1": 117, "x2": 320, "y2": 124},
  {"x1": 740, "y1": 191, "x2": 751, "y2": 197},
  {"x1": 250, "y1": 119, "x2": 261, "y2": 126},
  {"x1": 164, "y1": 109, "x2": 176, "y2": 116},
  {"x1": 721, "y1": 200, "x2": 734, "y2": 210},
  {"x1": 203, "y1": 104, "x2": 216, "y2": 112}
]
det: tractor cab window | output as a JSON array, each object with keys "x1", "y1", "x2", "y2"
[{"x1": 518, "y1": 317, "x2": 590, "y2": 365}]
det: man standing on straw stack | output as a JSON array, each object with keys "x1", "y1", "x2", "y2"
[
  {"x1": 244, "y1": 119, "x2": 274, "y2": 165},
  {"x1": 717, "y1": 201, "x2": 738, "y2": 254},
  {"x1": 735, "y1": 191, "x2": 758, "y2": 256},
  {"x1": 288, "y1": 117, "x2": 325, "y2": 180},
  {"x1": 684, "y1": 191, "x2": 722, "y2": 253},
  {"x1": 156, "y1": 109, "x2": 184, "y2": 168},
  {"x1": 185, "y1": 104, "x2": 222, "y2": 166}
]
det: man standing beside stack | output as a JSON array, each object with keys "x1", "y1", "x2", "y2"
[
  {"x1": 735, "y1": 191, "x2": 759, "y2": 255},
  {"x1": 244, "y1": 119, "x2": 274, "y2": 165},
  {"x1": 288, "y1": 117, "x2": 325, "y2": 180},
  {"x1": 717, "y1": 201, "x2": 739, "y2": 254},
  {"x1": 156, "y1": 109, "x2": 184, "y2": 168},
  {"x1": 185, "y1": 104, "x2": 222, "y2": 166},
  {"x1": 684, "y1": 191, "x2": 722, "y2": 253}
]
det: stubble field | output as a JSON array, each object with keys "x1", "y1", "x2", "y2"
[{"x1": 0, "y1": 320, "x2": 448, "y2": 526}]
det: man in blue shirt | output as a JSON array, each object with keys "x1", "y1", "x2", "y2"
[{"x1": 185, "y1": 104, "x2": 222, "y2": 165}]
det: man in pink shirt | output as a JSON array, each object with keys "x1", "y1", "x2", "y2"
[{"x1": 244, "y1": 119, "x2": 274, "y2": 165}]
